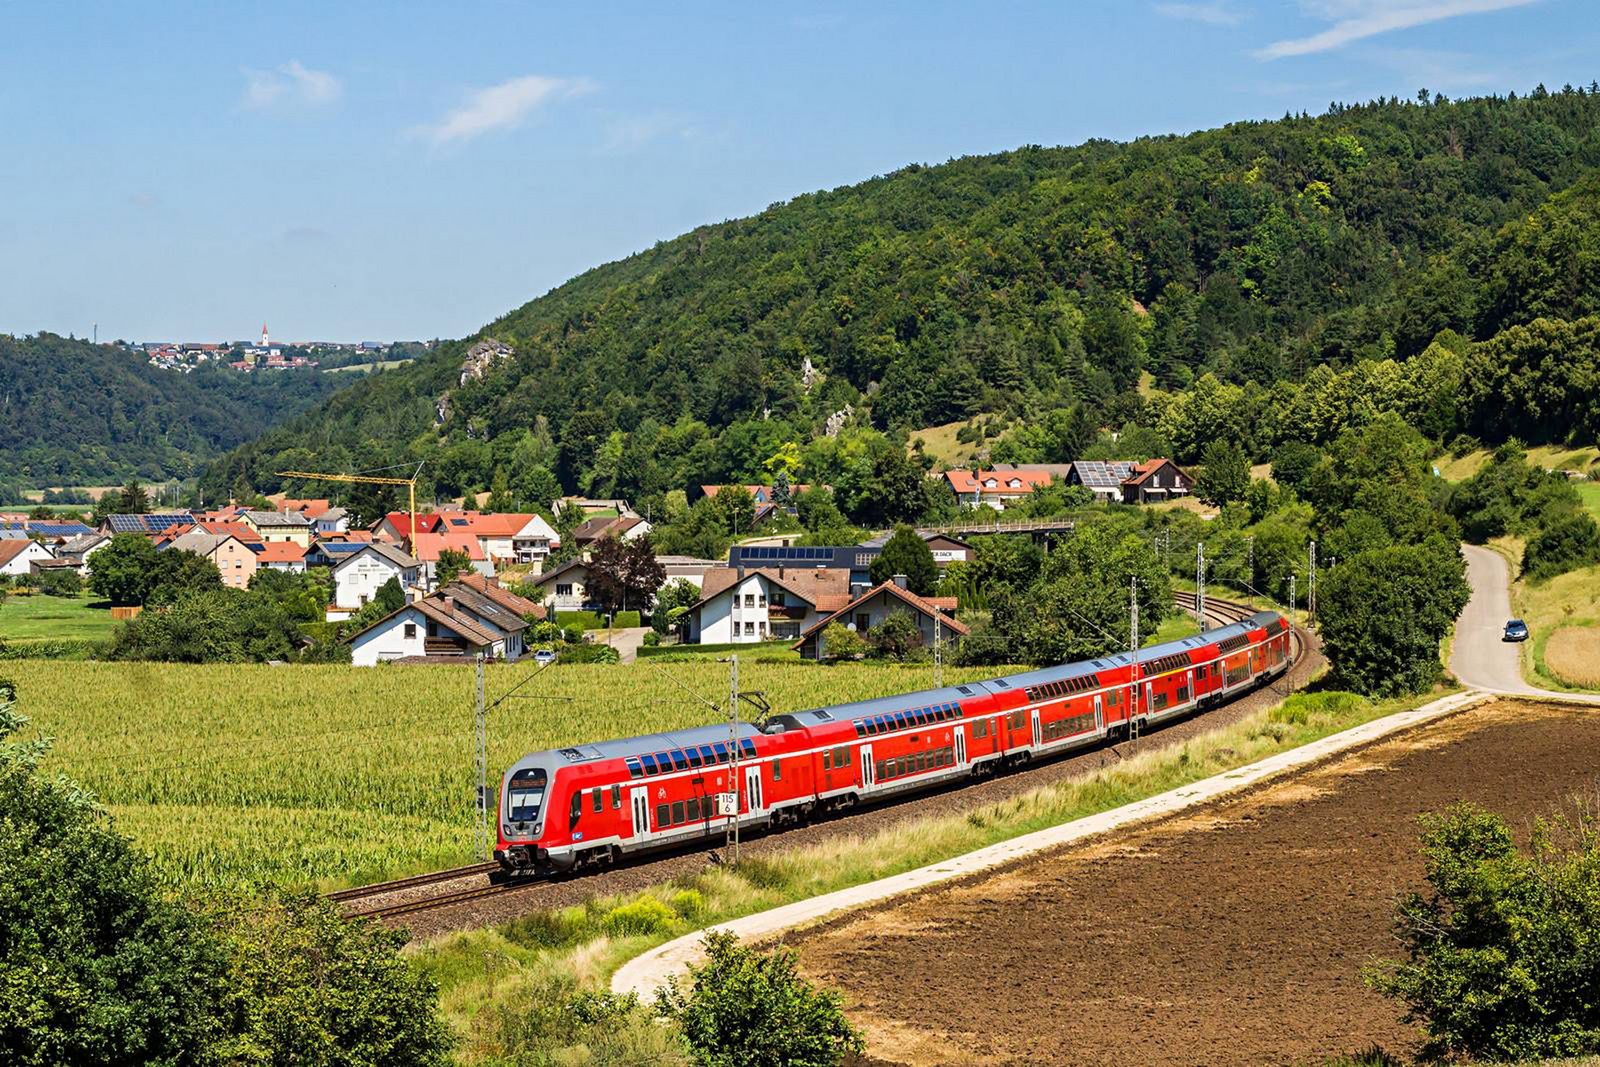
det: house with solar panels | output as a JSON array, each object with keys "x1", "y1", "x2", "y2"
[
  {"x1": 1064, "y1": 461, "x2": 1137, "y2": 502},
  {"x1": 103, "y1": 512, "x2": 195, "y2": 536}
]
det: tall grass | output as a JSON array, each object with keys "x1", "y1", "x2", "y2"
[{"x1": 6, "y1": 658, "x2": 1002, "y2": 888}]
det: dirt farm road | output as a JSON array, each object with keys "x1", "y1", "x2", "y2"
[
  {"x1": 795, "y1": 700, "x2": 1600, "y2": 1066},
  {"x1": 1453, "y1": 543, "x2": 1600, "y2": 703}
]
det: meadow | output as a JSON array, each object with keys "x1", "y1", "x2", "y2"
[
  {"x1": 0, "y1": 591, "x2": 117, "y2": 646},
  {"x1": 6, "y1": 657, "x2": 1004, "y2": 889}
]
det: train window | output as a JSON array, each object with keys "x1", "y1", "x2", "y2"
[
  {"x1": 973, "y1": 718, "x2": 987, "y2": 738},
  {"x1": 592, "y1": 789, "x2": 603, "y2": 814},
  {"x1": 840, "y1": 747, "x2": 851, "y2": 767},
  {"x1": 713, "y1": 742, "x2": 730, "y2": 763},
  {"x1": 686, "y1": 748, "x2": 703, "y2": 769},
  {"x1": 507, "y1": 768, "x2": 547, "y2": 823},
  {"x1": 570, "y1": 792, "x2": 582, "y2": 826},
  {"x1": 854, "y1": 722, "x2": 866, "y2": 738},
  {"x1": 772, "y1": 759, "x2": 781, "y2": 781},
  {"x1": 611, "y1": 784, "x2": 621, "y2": 808},
  {"x1": 1012, "y1": 710, "x2": 1025, "y2": 730},
  {"x1": 699, "y1": 745, "x2": 717, "y2": 765},
  {"x1": 670, "y1": 751, "x2": 690, "y2": 772},
  {"x1": 654, "y1": 752, "x2": 672, "y2": 773},
  {"x1": 875, "y1": 715, "x2": 889, "y2": 733},
  {"x1": 641, "y1": 754, "x2": 659, "y2": 775},
  {"x1": 672, "y1": 801, "x2": 685, "y2": 825},
  {"x1": 687, "y1": 796, "x2": 701, "y2": 821},
  {"x1": 625, "y1": 758, "x2": 643, "y2": 780},
  {"x1": 740, "y1": 739, "x2": 758, "y2": 759},
  {"x1": 822, "y1": 750, "x2": 832, "y2": 770},
  {"x1": 656, "y1": 804, "x2": 669, "y2": 828}
]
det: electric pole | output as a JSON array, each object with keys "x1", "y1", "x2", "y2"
[
  {"x1": 473, "y1": 653, "x2": 489, "y2": 861},
  {"x1": 934, "y1": 610, "x2": 943, "y2": 690},
  {"x1": 1245, "y1": 534, "x2": 1255, "y2": 588},
  {"x1": 1308, "y1": 540, "x2": 1317, "y2": 626},
  {"x1": 1196, "y1": 541, "x2": 1207, "y2": 630},
  {"x1": 1289, "y1": 574, "x2": 1297, "y2": 620},
  {"x1": 1129, "y1": 576, "x2": 1140, "y2": 744},
  {"x1": 727, "y1": 654, "x2": 741, "y2": 866}
]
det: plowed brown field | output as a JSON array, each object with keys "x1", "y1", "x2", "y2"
[{"x1": 794, "y1": 700, "x2": 1600, "y2": 1066}]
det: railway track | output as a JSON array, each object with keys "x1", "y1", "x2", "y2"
[{"x1": 336, "y1": 595, "x2": 1301, "y2": 922}]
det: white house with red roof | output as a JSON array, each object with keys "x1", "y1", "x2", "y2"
[
  {"x1": 0, "y1": 539, "x2": 55, "y2": 577},
  {"x1": 685, "y1": 566, "x2": 853, "y2": 644},
  {"x1": 942, "y1": 466, "x2": 1059, "y2": 510},
  {"x1": 253, "y1": 541, "x2": 307, "y2": 574},
  {"x1": 793, "y1": 578, "x2": 968, "y2": 660},
  {"x1": 330, "y1": 542, "x2": 422, "y2": 619}
]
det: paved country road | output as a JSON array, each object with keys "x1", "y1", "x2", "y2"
[{"x1": 1453, "y1": 543, "x2": 1600, "y2": 703}]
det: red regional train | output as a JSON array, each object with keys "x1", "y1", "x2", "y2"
[{"x1": 495, "y1": 609, "x2": 1291, "y2": 878}]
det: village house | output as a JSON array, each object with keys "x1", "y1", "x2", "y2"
[
  {"x1": 0, "y1": 539, "x2": 56, "y2": 577},
  {"x1": 463, "y1": 512, "x2": 561, "y2": 567},
  {"x1": 253, "y1": 541, "x2": 308, "y2": 573},
  {"x1": 104, "y1": 513, "x2": 194, "y2": 536},
  {"x1": 164, "y1": 530, "x2": 260, "y2": 588},
  {"x1": 684, "y1": 566, "x2": 853, "y2": 644},
  {"x1": 569, "y1": 514, "x2": 652, "y2": 547},
  {"x1": 411, "y1": 530, "x2": 493, "y2": 586},
  {"x1": 531, "y1": 556, "x2": 593, "y2": 613},
  {"x1": 329, "y1": 542, "x2": 422, "y2": 620},
  {"x1": 1119, "y1": 458, "x2": 1193, "y2": 504},
  {"x1": 346, "y1": 578, "x2": 541, "y2": 666},
  {"x1": 1065, "y1": 460, "x2": 1138, "y2": 501},
  {"x1": 794, "y1": 577, "x2": 969, "y2": 660},
  {"x1": 55, "y1": 532, "x2": 111, "y2": 576},
  {"x1": 243, "y1": 510, "x2": 315, "y2": 548},
  {"x1": 943, "y1": 467, "x2": 1057, "y2": 510}
]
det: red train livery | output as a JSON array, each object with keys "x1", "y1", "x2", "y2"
[{"x1": 496, "y1": 610, "x2": 1291, "y2": 877}]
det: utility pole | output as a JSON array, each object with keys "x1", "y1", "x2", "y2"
[
  {"x1": 473, "y1": 654, "x2": 489, "y2": 861},
  {"x1": 1289, "y1": 574, "x2": 1297, "y2": 621},
  {"x1": 727, "y1": 654, "x2": 741, "y2": 866},
  {"x1": 1129, "y1": 576, "x2": 1140, "y2": 744},
  {"x1": 1196, "y1": 541, "x2": 1207, "y2": 630},
  {"x1": 1308, "y1": 540, "x2": 1317, "y2": 626},
  {"x1": 1245, "y1": 534, "x2": 1255, "y2": 587},
  {"x1": 934, "y1": 610, "x2": 943, "y2": 689}
]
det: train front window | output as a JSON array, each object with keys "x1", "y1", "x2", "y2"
[{"x1": 506, "y1": 768, "x2": 547, "y2": 823}]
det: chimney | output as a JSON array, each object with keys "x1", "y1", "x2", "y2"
[
  {"x1": 737, "y1": 565, "x2": 745, "y2": 580},
  {"x1": 442, "y1": 594, "x2": 456, "y2": 613},
  {"x1": 893, "y1": 573, "x2": 908, "y2": 590}
]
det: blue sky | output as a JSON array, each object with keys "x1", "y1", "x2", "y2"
[{"x1": 1, "y1": 0, "x2": 1594, "y2": 343}]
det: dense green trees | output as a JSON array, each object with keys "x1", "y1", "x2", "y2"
[
  {"x1": 868, "y1": 526, "x2": 938, "y2": 595},
  {"x1": 86, "y1": 534, "x2": 162, "y2": 604},
  {"x1": 108, "y1": 589, "x2": 302, "y2": 663},
  {"x1": 203, "y1": 89, "x2": 1600, "y2": 524}
]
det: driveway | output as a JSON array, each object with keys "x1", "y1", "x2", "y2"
[
  {"x1": 1453, "y1": 543, "x2": 1600, "y2": 702},
  {"x1": 596, "y1": 626, "x2": 653, "y2": 664}
]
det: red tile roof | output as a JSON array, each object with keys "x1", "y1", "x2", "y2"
[
  {"x1": 944, "y1": 468, "x2": 1054, "y2": 495},
  {"x1": 794, "y1": 581, "x2": 969, "y2": 646},
  {"x1": 411, "y1": 530, "x2": 486, "y2": 561},
  {"x1": 253, "y1": 541, "x2": 307, "y2": 563}
]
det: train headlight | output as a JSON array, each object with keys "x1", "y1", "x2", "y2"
[{"x1": 502, "y1": 823, "x2": 516, "y2": 838}]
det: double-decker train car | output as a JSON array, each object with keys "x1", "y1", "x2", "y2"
[{"x1": 495, "y1": 609, "x2": 1292, "y2": 877}]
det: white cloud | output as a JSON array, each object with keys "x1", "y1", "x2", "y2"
[
  {"x1": 1256, "y1": 0, "x2": 1539, "y2": 60},
  {"x1": 413, "y1": 74, "x2": 595, "y2": 147},
  {"x1": 1154, "y1": 2, "x2": 1244, "y2": 26},
  {"x1": 127, "y1": 192, "x2": 161, "y2": 208},
  {"x1": 241, "y1": 60, "x2": 342, "y2": 110}
]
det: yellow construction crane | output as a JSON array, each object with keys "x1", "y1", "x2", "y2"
[{"x1": 275, "y1": 464, "x2": 424, "y2": 548}]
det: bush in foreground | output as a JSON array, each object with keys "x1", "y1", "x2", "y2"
[
  {"x1": 1366, "y1": 803, "x2": 1600, "y2": 1061},
  {"x1": 657, "y1": 931, "x2": 863, "y2": 1067}
]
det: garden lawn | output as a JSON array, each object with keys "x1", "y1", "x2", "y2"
[{"x1": 0, "y1": 591, "x2": 118, "y2": 645}]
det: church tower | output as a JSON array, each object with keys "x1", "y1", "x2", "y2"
[{"x1": 260, "y1": 322, "x2": 269, "y2": 348}]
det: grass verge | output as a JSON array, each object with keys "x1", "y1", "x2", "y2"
[
  {"x1": 415, "y1": 683, "x2": 1449, "y2": 1061},
  {"x1": 0, "y1": 591, "x2": 117, "y2": 646},
  {"x1": 1487, "y1": 536, "x2": 1600, "y2": 693}
]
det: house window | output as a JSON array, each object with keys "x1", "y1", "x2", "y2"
[
  {"x1": 743, "y1": 621, "x2": 755, "y2": 636},
  {"x1": 770, "y1": 591, "x2": 786, "y2": 607},
  {"x1": 855, "y1": 613, "x2": 871, "y2": 631},
  {"x1": 744, "y1": 594, "x2": 756, "y2": 608},
  {"x1": 556, "y1": 583, "x2": 573, "y2": 597},
  {"x1": 404, "y1": 623, "x2": 416, "y2": 639},
  {"x1": 758, "y1": 594, "x2": 767, "y2": 608}
]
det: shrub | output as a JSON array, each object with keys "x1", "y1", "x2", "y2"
[
  {"x1": 602, "y1": 896, "x2": 680, "y2": 938},
  {"x1": 1366, "y1": 803, "x2": 1600, "y2": 1061},
  {"x1": 0, "y1": 639, "x2": 97, "y2": 661},
  {"x1": 822, "y1": 622, "x2": 866, "y2": 661},
  {"x1": 472, "y1": 973, "x2": 688, "y2": 1066},
  {"x1": 559, "y1": 642, "x2": 621, "y2": 665},
  {"x1": 613, "y1": 610, "x2": 642, "y2": 628},
  {"x1": 1523, "y1": 510, "x2": 1600, "y2": 581},
  {"x1": 38, "y1": 568, "x2": 81, "y2": 597},
  {"x1": 656, "y1": 931, "x2": 863, "y2": 1067},
  {"x1": 643, "y1": 630, "x2": 661, "y2": 647},
  {"x1": 556, "y1": 610, "x2": 602, "y2": 630}
]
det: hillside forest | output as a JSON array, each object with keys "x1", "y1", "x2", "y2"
[
  {"x1": 200, "y1": 86, "x2": 1600, "y2": 532},
  {"x1": 0, "y1": 333, "x2": 343, "y2": 491}
]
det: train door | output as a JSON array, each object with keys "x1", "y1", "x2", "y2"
[
  {"x1": 860, "y1": 743, "x2": 875, "y2": 789},
  {"x1": 1143, "y1": 681, "x2": 1153, "y2": 722},
  {"x1": 1031, "y1": 708, "x2": 1042, "y2": 748},
  {"x1": 744, "y1": 765, "x2": 764, "y2": 818},
  {"x1": 1185, "y1": 669, "x2": 1194, "y2": 707},
  {"x1": 954, "y1": 725, "x2": 968, "y2": 769},
  {"x1": 630, "y1": 787, "x2": 650, "y2": 840},
  {"x1": 1094, "y1": 693, "x2": 1104, "y2": 733}
]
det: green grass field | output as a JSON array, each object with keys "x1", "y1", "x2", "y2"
[
  {"x1": 0, "y1": 591, "x2": 118, "y2": 645},
  {"x1": 7, "y1": 657, "x2": 1008, "y2": 889}
]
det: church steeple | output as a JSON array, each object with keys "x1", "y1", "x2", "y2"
[{"x1": 260, "y1": 322, "x2": 269, "y2": 347}]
